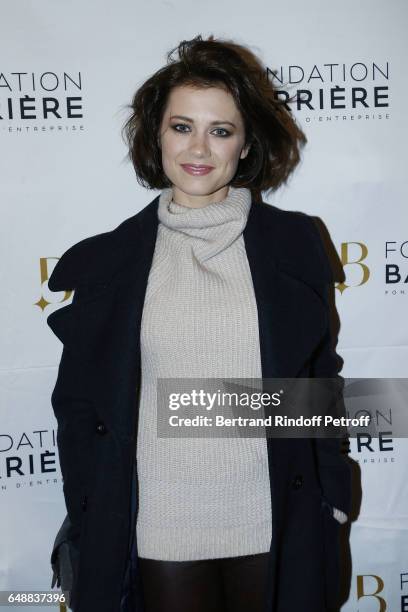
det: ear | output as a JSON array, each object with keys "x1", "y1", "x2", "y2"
[{"x1": 240, "y1": 142, "x2": 251, "y2": 160}]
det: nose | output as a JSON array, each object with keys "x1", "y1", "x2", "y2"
[{"x1": 188, "y1": 131, "x2": 210, "y2": 158}]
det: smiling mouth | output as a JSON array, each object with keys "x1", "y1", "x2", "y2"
[
  {"x1": 181, "y1": 164, "x2": 215, "y2": 175},
  {"x1": 182, "y1": 164, "x2": 214, "y2": 168}
]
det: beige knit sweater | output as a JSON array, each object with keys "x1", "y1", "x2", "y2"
[{"x1": 135, "y1": 185, "x2": 273, "y2": 560}]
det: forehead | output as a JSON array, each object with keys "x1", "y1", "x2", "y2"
[{"x1": 163, "y1": 84, "x2": 242, "y2": 121}]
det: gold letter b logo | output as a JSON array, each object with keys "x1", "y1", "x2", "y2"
[{"x1": 337, "y1": 242, "x2": 370, "y2": 294}]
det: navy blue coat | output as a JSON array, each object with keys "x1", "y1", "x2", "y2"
[{"x1": 47, "y1": 192, "x2": 352, "y2": 612}]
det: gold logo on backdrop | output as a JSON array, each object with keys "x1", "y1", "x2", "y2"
[
  {"x1": 34, "y1": 257, "x2": 73, "y2": 312},
  {"x1": 356, "y1": 574, "x2": 386, "y2": 611},
  {"x1": 336, "y1": 242, "x2": 370, "y2": 294}
]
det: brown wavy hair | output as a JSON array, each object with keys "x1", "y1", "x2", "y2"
[{"x1": 121, "y1": 34, "x2": 307, "y2": 200}]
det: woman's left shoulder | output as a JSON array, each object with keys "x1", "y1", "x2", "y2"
[
  {"x1": 256, "y1": 201, "x2": 334, "y2": 285},
  {"x1": 258, "y1": 200, "x2": 320, "y2": 237}
]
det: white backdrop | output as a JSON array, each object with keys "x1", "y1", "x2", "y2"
[{"x1": 1, "y1": 0, "x2": 407, "y2": 610}]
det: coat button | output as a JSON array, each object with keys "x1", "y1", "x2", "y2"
[
  {"x1": 81, "y1": 496, "x2": 88, "y2": 511},
  {"x1": 96, "y1": 422, "x2": 107, "y2": 435},
  {"x1": 291, "y1": 474, "x2": 303, "y2": 490}
]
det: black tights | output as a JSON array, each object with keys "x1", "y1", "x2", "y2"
[{"x1": 139, "y1": 552, "x2": 270, "y2": 612}]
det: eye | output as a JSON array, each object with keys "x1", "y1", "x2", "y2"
[
  {"x1": 171, "y1": 123, "x2": 190, "y2": 133},
  {"x1": 212, "y1": 128, "x2": 231, "y2": 137},
  {"x1": 170, "y1": 124, "x2": 231, "y2": 137}
]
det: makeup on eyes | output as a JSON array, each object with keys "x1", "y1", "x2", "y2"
[{"x1": 170, "y1": 123, "x2": 232, "y2": 137}]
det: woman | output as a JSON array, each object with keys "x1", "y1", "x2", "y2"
[{"x1": 47, "y1": 35, "x2": 351, "y2": 612}]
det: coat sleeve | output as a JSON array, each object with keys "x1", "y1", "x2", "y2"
[
  {"x1": 47, "y1": 245, "x2": 103, "y2": 609},
  {"x1": 304, "y1": 217, "x2": 352, "y2": 519},
  {"x1": 48, "y1": 276, "x2": 97, "y2": 542}
]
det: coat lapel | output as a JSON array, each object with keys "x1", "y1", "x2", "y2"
[
  {"x1": 242, "y1": 199, "x2": 329, "y2": 379},
  {"x1": 47, "y1": 192, "x2": 329, "y2": 432}
]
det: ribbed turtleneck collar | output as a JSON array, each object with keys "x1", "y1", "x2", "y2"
[{"x1": 157, "y1": 185, "x2": 252, "y2": 262}]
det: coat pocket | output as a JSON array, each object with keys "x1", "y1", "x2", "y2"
[{"x1": 321, "y1": 496, "x2": 346, "y2": 525}]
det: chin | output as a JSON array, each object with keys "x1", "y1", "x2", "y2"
[{"x1": 174, "y1": 181, "x2": 220, "y2": 197}]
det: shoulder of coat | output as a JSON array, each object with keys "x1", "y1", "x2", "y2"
[
  {"x1": 48, "y1": 192, "x2": 161, "y2": 292},
  {"x1": 255, "y1": 200, "x2": 334, "y2": 286},
  {"x1": 47, "y1": 209, "x2": 144, "y2": 292}
]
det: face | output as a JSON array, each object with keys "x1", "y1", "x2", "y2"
[{"x1": 158, "y1": 84, "x2": 250, "y2": 208}]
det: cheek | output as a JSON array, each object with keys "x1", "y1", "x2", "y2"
[
  {"x1": 214, "y1": 140, "x2": 244, "y2": 165},
  {"x1": 161, "y1": 133, "x2": 186, "y2": 160}
]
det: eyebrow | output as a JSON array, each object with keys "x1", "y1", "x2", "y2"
[{"x1": 169, "y1": 114, "x2": 237, "y2": 128}]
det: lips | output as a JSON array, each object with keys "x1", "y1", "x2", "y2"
[{"x1": 181, "y1": 164, "x2": 214, "y2": 176}]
